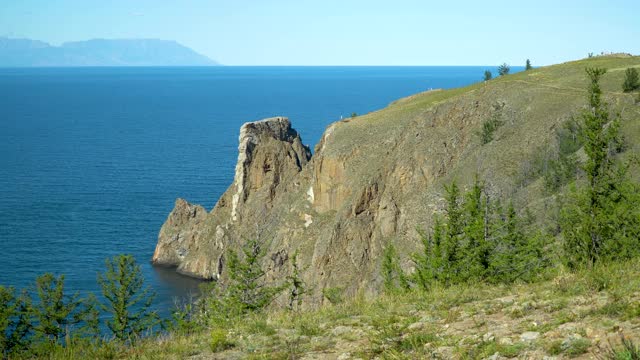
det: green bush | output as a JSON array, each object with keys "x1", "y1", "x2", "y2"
[
  {"x1": 565, "y1": 337, "x2": 591, "y2": 357},
  {"x1": 603, "y1": 334, "x2": 640, "y2": 360},
  {"x1": 209, "y1": 328, "x2": 233, "y2": 352},
  {"x1": 480, "y1": 114, "x2": 504, "y2": 144},
  {"x1": 322, "y1": 287, "x2": 344, "y2": 305},
  {"x1": 622, "y1": 67, "x2": 639, "y2": 92}
]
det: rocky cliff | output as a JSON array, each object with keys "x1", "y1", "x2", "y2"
[{"x1": 152, "y1": 56, "x2": 640, "y2": 305}]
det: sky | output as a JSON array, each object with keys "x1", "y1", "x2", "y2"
[{"x1": 1, "y1": 0, "x2": 639, "y2": 66}]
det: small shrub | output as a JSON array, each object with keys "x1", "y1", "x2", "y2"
[
  {"x1": 565, "y1": 337, "x2": 591, "y2": 357},
  {"x1": 484, "y1": 70, "x2": 493, "y2": 81},
  {"x1": 622, "y1": 67, "x2": 639, "y2": 92},
  {"x1": 296, "y1": 321, "x2": 323, "y2": 337},
  {"x1": 322, "y1": 287, "x2": 344, "y2": 305},
  {"x1": 546, "y1": 339, "x2": 564, "y2": 355},
  {"x1": 480, "y1": 114, "x2": 504, "y2": 144},
  {"x1": 602, "y1": 334, "x2": 640, "y2": 360},
  {"x1": 209, "y1": 329, "x2": 233, "y2": 353}
]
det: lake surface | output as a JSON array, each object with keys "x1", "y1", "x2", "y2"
[{"x1": 0, "y1": 66, "x2": 519, "y2": 312}]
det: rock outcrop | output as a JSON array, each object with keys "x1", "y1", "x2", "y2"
[
  {"x1": 152, "y1": 56, "x2": 640, "y2": 305},
  {"x1": 152, "y1": 117, "x2": 311, "y2": 279}
]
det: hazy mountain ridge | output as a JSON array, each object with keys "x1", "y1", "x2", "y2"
[{"x1": 0, "y1": 37, "x2": 218, "y2": 66}]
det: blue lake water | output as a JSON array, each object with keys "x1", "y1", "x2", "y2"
[{"x1": 0, "y1": 66, "x2": 519, "y2": 312}]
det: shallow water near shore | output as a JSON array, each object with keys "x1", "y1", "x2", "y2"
[{"x1": 0, "y1": 65, "x2": 519, "y2": 313}]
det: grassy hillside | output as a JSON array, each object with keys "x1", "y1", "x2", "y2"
[{"x1": 47, "y1": 259, "x2": 640, "y2": 359}]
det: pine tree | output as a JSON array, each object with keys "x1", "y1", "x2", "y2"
[
  {"x1": 0, "y1": 287, "x2": 31, "y2": 357},
  {"x1": 381, "y1": 243, "x2": 408, "y2": 293},
  {"x1": 30, "y1": 274, "x2": 85, "y2": 342},
  {"x1": 413, "y1": 179, "x2": 547, "y2": 288},
  {"x1": 525, "y1": 59, "x2": 532, "y2": 70},
  {"x1": 287, "y1": 251, "x2": 308, "y2": 310},
  {"x1": 561, "y1": 68, "x2": 640, "y2": 267},
  {"x1": 483, "y1": 70, "x2": 493, "y2": 81},
  {"x1": 97, "y1": 255, "x2": 159, "y2": 342},
  {"x1": 443, "y1": 182, "x2": 463, "y2": 284},
  {"x1": 460, "y1": 179, "x2": 491, "y2": 281},
  {"x1": 498, "y1": 63, "x2": 510, "y2": 76},
  {"x1": 413, "y1": 218, "x2": 444, "y2": 290},
  {"x1": 201, "y1": 239, "x2": 285, "y2": 321}
]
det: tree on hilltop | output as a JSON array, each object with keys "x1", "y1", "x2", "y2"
[
  {"x1": 483, "y1": 70, "x2": 493, "y2": 81},
  {"x1": 498, "y1": 63, "x2": 510, "y2": 76},
  {"x1": 525, "y1": 59, "x2": 532, "y2": 70}
]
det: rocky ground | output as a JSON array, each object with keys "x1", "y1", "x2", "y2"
[{"x1": 132, "y1": 259, "x2": 640, "y2": 360}]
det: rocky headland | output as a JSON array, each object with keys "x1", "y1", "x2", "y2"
[{"x1": 152, "y1": 55, "x2": 640, "y2": 307}]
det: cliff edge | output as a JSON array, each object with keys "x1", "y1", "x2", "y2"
[{"x1": 152, "y1": 56, "x2": 640, "y2": 305}]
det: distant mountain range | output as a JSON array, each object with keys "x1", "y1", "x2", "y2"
[{"x1": 0, "y1": 37, "x2": 219, "y2": 66}]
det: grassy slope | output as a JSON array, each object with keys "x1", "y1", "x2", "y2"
[{"x1": 66, "y1": 259, "x2": 640, "y2": 359}]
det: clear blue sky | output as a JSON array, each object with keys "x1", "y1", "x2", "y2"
[{"x1": 1, "y1": 0, "x2": 638, "y2": 66}]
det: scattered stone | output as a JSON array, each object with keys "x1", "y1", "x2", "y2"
[
  {"x1": 520, "y1": 331, "x2": 540, "y2": 342},
  {"x1": 407, "y1": 322, "x2": 426, "y2": 331},
  {"x1": 337, "y1": 353, "x2": 351, "y2": 360},
  {"x1": 483, "y1": 332, "x2": 495, "y2": 342},
  {"x1": 332, "y1": 326, "x2": 352, "y2": 336}
]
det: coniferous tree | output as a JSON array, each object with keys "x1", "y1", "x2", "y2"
[
  {"x1": 525, "y1": 59, "x2": 532, "y2": 70},
  {"x1": 30, "y1": 274, "x2": 85, "y2": 342},
  {"x1": 560, "y1": 68, "x2": 640, "y2": 267},
  {"x1": 287, "y1": 251, "x2": 308, "y2": 310},
  {"x1": 201, "y1": 239, "x2": 285, "y2": 322},
  {"x1": 413, "y1": 218, "x2": 444, "y2": 290},
  {"x1": 461, "y1": 179, "x2": 491, "y2": 281},
  {"x1": 97, "y1": 255, "x2": 159, "y2": 342},
  {"x1": 413, "y1": 178, "x2": 547, "y2": 288},
  {"x1": 498, "y1": 63, "x2": 510, "y2": 76},
  {"x1": 483, "y1": 70, "x2": 493, "y2": 81},
  {"x1": 0, "y1": 287, "x2": 31, "y2": 357},
  {"x1": 381, "y1": 243, "x2": 408, "y2": 293}
]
